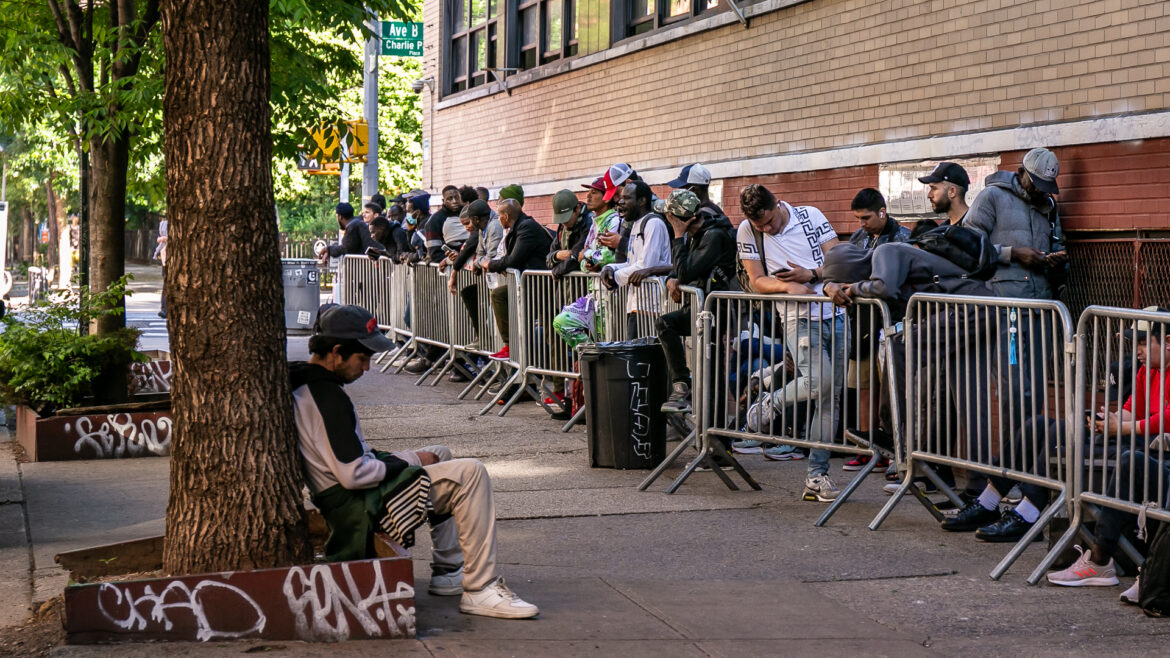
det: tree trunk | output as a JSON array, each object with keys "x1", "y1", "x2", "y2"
[
  {"x1": 45, "y1": 174, "x2": 60, "y2": 279},
  {"x1": 88, "y1": 135, "x2": 128, "y2": 334},
  {"x1": 161, "y1": 0, "x2": 310, "y2": 574},
  {"x1": 19, "y1": 207, "x2": 33, "y2": 263}
]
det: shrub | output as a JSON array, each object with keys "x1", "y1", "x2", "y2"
[{"x1": 0, "y1": 276, "x2": 145, "y2": 414}]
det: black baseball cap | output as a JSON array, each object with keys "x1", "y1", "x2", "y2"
[
  {"x1": 918, "y1": 162, "x2": 970, "y2": 188},
  {"x1": 467, "y1": 199, "x2": 491, "y2": 218},
  {"x1": 313, "y1": 304, "x2": 395, "y2": 353}
]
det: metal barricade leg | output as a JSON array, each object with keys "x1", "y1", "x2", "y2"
[
  {"x1": 561, "y1": 405, "x2": 586, "y2": 433},
  {"x1": 990, "y1": 490, "x2": 1064, "y2": 581},
  {"x1": 479, "y1": 367, "x2": 520, "y2": 416}
]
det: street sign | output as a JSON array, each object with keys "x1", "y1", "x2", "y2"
[{"x1": 382, "y1": 21, "x2": 422, "y2": 57}]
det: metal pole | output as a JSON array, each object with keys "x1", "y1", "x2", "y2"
[
  {"x1": 362, "y1": 10, "x2": 379, "y2": 200},
  {"x1": 340, "y1": 163, "x2": 351, "y2": 203}
]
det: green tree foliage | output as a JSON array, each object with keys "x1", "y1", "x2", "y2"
[{"x1": 0, "y1": 0, "x2": 420, "y2": 260}]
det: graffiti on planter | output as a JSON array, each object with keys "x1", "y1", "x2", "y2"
[
  {"x1": 128, "y1": 361, "x2": 173, "y2": 395},
  {"x1": 282, "y1": 562, "x2": 416, "y2": 641},
  {"x1": 96, "y1": 579, "x2": 267, "y2": 642},
  {"x1": 69, "y1": 414, "x2": 173, "y2": 458}
]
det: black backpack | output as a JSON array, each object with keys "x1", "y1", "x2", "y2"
[
  {"x1": 1139, "y1": 518, "x2": 1170, "y2": 617},
  {"x1": 912, "y1": 224, "x2": 998, "y2": 280}
]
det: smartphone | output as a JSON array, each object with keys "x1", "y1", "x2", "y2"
[{"x1": 772, "y1": 267, "x2": 792, "y2": 276}]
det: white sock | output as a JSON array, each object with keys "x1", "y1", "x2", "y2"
[
  {"x1": 1014, "y1": 498, "x2": 1040, "y2": 524},
  {"x1": 977, "y1": 487, "x2": 1000, "y2": 511}
]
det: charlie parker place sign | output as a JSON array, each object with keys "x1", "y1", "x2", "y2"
[{"x1": 382, "y1": 21, "x2": 423, "y2": 57}]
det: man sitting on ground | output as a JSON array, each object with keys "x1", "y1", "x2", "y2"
[{"x1": 291, "y1": 304, "x2": 538, "y2": 619}]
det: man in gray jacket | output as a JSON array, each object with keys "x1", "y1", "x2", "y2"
[{"x1": 962, "y1": 148, "x2": 1069, "y2": 455}]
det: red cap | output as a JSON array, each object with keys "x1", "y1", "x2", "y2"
[{"x1": 582, "y1": 176, "x2": 607, "y2": 192}]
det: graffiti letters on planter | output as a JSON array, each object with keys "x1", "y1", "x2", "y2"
[
  {"x1": 68, "y1": 414, "x2": 172, "y2": 458},
  {"x1": 96, "y1": 580, "x2": 267, "y2": 642},
  {"x1": 283, "y1": 562, "x2": 416, "y2": 641}
]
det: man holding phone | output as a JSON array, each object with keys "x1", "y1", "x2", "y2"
[
  {"x1": 736, "y1": 184, "x2": 847, "y2": 502},
  {"x1": 962, "y1": 147, "x2": 1070, "y2": 497}
]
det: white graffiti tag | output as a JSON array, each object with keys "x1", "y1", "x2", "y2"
[
  {"x1": 96, "y1": 580, "x2": 266, "y2": 641},
  {"x1": 627, "y1": 360, "x2": 652, "y2": 458},
  {"x1": 69, "y1": 414, "x2": 172, "y2": 458},
  {"x1": 282, "y1": 562, "x2": 415, "y2": 641}
]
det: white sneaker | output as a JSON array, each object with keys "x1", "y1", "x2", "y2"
[
  {"x1": 466, "y1": 338, "x2": 481, "y2": 351},
  {"x1": 459, "y1": 577, "x2": 539, "y2": 619},
  {"x1": 1121, "y1": 577, "x2": 1140, "y2": 604},
  {"x1": 803, "y1": 473, "x2": 840, "y2": 502},
  {"x1": 429, "y1": 566, "x2": 464, "y2": 596},
  {"x1": 1046, "y1": 546, "x2": 1119, "y2": 587}
]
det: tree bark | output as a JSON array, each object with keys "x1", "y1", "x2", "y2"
[
  {"x1": 88, "y1": 135, "x2": 128, "y2": 334},
  {"x1": 45, "y1": 174, "x2": 60, "y2": 277},
  {"x1": 160, "y1": 0, "x2": 310, "y2": 574},
  {"x1": 19, "y1": 207, "x2": 34, "y2": 263}
]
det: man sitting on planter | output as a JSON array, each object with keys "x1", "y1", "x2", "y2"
[{"x1": 291, "y1": 304, "x2": 539, "y2": 619}]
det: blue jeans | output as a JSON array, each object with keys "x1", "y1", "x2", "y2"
[{"x1": 772, "y1": 313, "x2": 847, "y2": 476}]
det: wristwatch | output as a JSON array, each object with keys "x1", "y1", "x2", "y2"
[{"x1": 808, "y1": 270, "x2": 820, "y2": 285}]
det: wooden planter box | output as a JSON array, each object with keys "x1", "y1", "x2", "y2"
[
  {"x1": 60, "y1": 523, "x2": 416, "y2": 643},
  {"x1": 15, "y1": 405, "x2": 172, "y2": 461}
]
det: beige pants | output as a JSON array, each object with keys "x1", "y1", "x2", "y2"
[{"x1": 396, "y1": 445, "x2": 499, "y2": 591}]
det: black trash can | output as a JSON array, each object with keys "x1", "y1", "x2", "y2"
[{"x1": 578, "y1": 338, "x2": 669, "y2": 469}]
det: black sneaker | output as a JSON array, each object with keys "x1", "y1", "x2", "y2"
[
  {"x1": 661, "y1": 381, "x2": 692, "y2": 414},
  {"x1": 975, "y1": 510, "x2": 1037, "y2": 543},
  {"x1": 940, "y1": 500, "x2": 1001, "y2": 532}
]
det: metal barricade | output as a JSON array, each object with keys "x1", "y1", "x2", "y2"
[
  {"x1": 684, "y1": 292, "x2": 897, "y2": 520},
  {"x1": 406, "y1": 263, "x2": 453, "y2": 383},
  {"x1": 337, "y1": 253, "x2": 394, "y2": 335},
  {"x1": 868, "y1": 293, "x2": 1076, "y2": 583},
  {"x1": 601, "y1": 277, "x2": 668, "y2": 341},
  {"x1": 1068, "y1": 306, "x2": 1170, "y2": 579},
  {"x1": 480, "y1": 270, "x2": 535, "y2": 416},
  {"x1": 638, "y1": 285, "x2": 712, "y2": 493},
  {"x1": 431, "y1": 266, "x2": 508, "y2": 397}
]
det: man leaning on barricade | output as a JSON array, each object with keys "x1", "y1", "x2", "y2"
[
  {"x1": 601, "y1": 181, "x2": 673, "y2": 340},
  {"x1": 487, "y1": 197, "x2": 553, "y2": 363},
  {"x1": 821, "y1": 231, "x2": 997, "y2": 497},
  {"x1": 962, "y1": 148, "x2": 1070, "y2": 459},
  {"x1": 655, "y1": 188, "x2": 737, "y2": 417},
  {"x1": 735, "y1": 183, "x2": 846, "y2": 502}
]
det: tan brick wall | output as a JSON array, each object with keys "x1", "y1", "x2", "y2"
[{"x1": 423, "y1": 0, "x2": 1170, "y2": 189}]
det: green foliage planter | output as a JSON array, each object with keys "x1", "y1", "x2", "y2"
[
  {"x1": 0, "y1": 277, "x2": 168, "y2": 461},
  {"x1": 0, "y1": 277, "x2": 144, "y2": 415}
]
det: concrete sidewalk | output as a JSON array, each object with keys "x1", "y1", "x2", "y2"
[{"x1": 3, "y1": 336, "x2": 1170, "y2": 655}]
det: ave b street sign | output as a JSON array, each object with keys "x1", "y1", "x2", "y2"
[{"x1": 382, "y1": 21, "x2": 422, "y2": 57}]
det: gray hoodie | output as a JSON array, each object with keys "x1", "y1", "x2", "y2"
[{"x1": 962, "y1": 170, "x2": 1063, "y2": 300}]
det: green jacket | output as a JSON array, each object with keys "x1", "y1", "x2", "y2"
[{"x1": 311, "y1": 452, "x2": 426, "y2": 562}]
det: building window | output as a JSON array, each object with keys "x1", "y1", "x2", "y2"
[
  {"x1": 624, "y1": 0, "x2": 719, "y2": 37},
  {"x1": 517, "y1": 0, "x2": 578, "y2": 70},
  {"x1": 448, "y1": 0, "x2": 500, "y2": 93}
]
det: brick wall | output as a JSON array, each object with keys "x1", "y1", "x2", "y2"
[
  {"x1": 511, "y1": 137, "x2": 1170, "y2": 234},
  {"x1": 425, "y1": 0, "x2": 1170, "y2": 192}
]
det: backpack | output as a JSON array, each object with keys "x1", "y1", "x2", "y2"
[
  {"x1": 733, "y1": 219, "x2": 766, "y2": 293},
  {"x1": 1139, "y1": 516, "x2": 1170, "y2": 617},
  {"x1": 912, "y1": 224, "x2": 998, "y2": 280}
]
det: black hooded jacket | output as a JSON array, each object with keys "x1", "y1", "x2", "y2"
[{"x1": 670, "y1": 211, "x2": 737, "y2": 293}]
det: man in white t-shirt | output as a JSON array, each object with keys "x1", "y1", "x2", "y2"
[
  {"x1": 603, "y1": 181, "x2": 673, "y2": 339},
  {"x1": 735, "y1": 183, "x2": 847, "y2": 503}
]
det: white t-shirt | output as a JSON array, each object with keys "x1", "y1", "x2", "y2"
[
  {"x1": 736, "y1": 201, "x2": 841, "y2": 321},
  {"x1": 604, "y1": 213, "x2": 672, "y2": 314}
]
